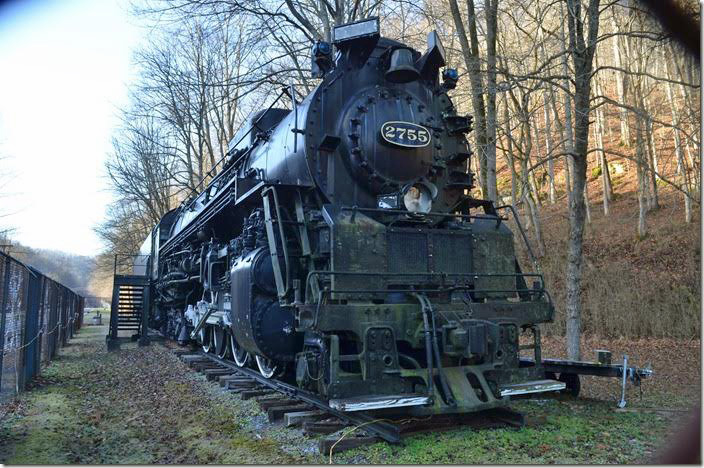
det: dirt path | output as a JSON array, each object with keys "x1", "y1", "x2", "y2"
[{"x1": 0, "y1": 316, "x2": 697, "y2": 464}]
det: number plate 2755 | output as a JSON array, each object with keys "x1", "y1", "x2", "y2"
[{"x1": 380, "y1": 121, "x2": 431, "y2": 148}]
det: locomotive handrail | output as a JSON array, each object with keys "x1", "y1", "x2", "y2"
[
  {"x1": 494, "y1": 204, "x2": 541, "y2": 275},
  {"x1": 339, "y1": 206, "x2": 508, "y2": 223},
  {"x1": 305, "y1": 269, "x2": 552, "y2": 305},
  {"x1": 112, "y1": 254, "x2": 150, "y2": 275},
  {"x1": 176, "y1": 88, "x2": 289, "y2": 212}
]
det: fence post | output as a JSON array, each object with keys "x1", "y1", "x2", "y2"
[
  {"x1": 138, "y1": 255, "x2": 151, "y2": 346},
  {"x1": 0, "y1": 256, "x2": 10, "y2": 393},
  {"x1": 22, "y1": 269, "x2": 41, "y2": 389}
]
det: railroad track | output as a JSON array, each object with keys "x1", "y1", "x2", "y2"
[{"x1": 169, "y1": 346, "x2": 526, "y2": 456}]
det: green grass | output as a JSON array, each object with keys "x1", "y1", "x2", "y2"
[{"x1": 330, "y1": 399, "x2": 670, "y2": 464}]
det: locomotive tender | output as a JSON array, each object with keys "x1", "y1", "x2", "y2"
[{"x1": 135, "y1": 18, "x2": 574, "y2": 415}]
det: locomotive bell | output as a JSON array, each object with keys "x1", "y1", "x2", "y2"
[{"x1": 385, "y1": 48, "x2": 420, "y2": 83}]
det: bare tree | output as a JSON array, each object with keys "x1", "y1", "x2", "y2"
[
  {"x1": 664, "y1": 48, "x2": 693, "y2": 223},
  {"x1": 448, "y1": 0, "x2": 498, "y2": 202},
  {"x1": 564, "y1": 0, "x2": 601, "y2": 361}
]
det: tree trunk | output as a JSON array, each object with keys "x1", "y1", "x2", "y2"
[
  {"x1": 601, "y1": 152, "x2": 612, "y2": 216},
  {"x1": 543, "y1": 90, "x2": 557, "y2": 204},
  {"x1": 546, "y1": 83, "x2": 572, "y2": 196},
  {"x1": 584, "y1": 183, "x2": 591, "y2": 224},
  {"x1": 610, "y1": 8, "x2": 630, "y2": 146},
  {"x1": 484, "y1": 0, "x2": 499, "y2": 202},
  {"x1": 646, "y1": 117, "x2": 660, "y2": 209},
  {"x1": 526, "y1": 195, "x2": 546, "y2": 257},
  {"x1": 503, "y1": 95, "x2": 518, "y2": 209},
  {"x1": 447, "y1": 0, "x2": 489, "y2": 198},
  {"x1": 635, "y1": 115, "x2": 648, "y2": 238},
  {"x1": 535, "y1": 3, "x2": 557, "y2": 205},
  {"x1": 559, "y1": 1, "x2": 575, "y2": 203},
  {"x1": 664, "y1": 53, "x2": 693, "y2": 223},
  {"x1": 530, "y1": 117, "x2": 544, "y2": 207},
  {"x1": 520, "y1": 141, "x2": 546, "y2": 257},
  {"x1": 593, "y1": 52, "x2": 611, "y2": 214},
  {"x1": 565, "y1": 0, "x2": 601, "y2": 361}
]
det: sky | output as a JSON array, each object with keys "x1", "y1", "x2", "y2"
[{"x1": 0, "y1": 0, "x2": 145, "y2": 256}]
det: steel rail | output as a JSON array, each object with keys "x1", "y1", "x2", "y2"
[{"x1": 196, "y1": 351, "x2": 402, "y2": 443}]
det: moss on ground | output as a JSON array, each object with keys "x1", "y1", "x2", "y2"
[
  {"x1": 330, "y1": 399, "x2": 676, "y2": 464},
  {"x1": 0, "y1": 320, "x2": 695, "y2": 464}
]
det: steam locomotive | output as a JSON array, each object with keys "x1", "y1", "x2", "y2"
[{"x1": 135, "y1": 18, "x2": 564, "y2": 415}]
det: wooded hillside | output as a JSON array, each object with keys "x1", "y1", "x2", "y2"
[{"x1": 0, "y1": 242, "x2": 106, "y2": 307}]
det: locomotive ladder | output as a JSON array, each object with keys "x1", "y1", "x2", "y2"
[{"x1": 107, "y1": 274, "x2": 150, "y2": 350}]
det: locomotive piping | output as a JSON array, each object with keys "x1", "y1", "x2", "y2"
[
  {"x1": 412, "y1": 292, "x2": 436, "y2": 404},
  {"x1": 424, "y1": 294, "x2": 457, "y2": 407},
  {"x1": 262, "y1": 186, "x2": 291, "y2": 298}
]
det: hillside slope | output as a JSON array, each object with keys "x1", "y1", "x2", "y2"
[{"x1": 513, "y1": 171, "x2": 699, "y2": 338}]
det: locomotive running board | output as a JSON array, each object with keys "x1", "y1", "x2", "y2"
[
  {"x1": 499, "y1": 379, "x2": 566, "y2": 397},
  {"x1": 329, "y1": 395, "x2": 431, "y2": 412}
]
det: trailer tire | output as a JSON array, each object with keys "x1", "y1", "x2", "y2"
[{"x1": 558, "y1": 373, "x2": 580, "y2": 397}]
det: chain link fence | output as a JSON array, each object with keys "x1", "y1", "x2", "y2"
[{"x1": 0, "y1": 251, "x2": 84, "y2": 403}]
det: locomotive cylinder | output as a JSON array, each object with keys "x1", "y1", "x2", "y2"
[{"x1": 229, "y1": 247, "x2": 299, "y2": 361}]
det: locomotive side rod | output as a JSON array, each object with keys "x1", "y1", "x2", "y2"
[{"x1": 197, "y1": 351, "x2": 403, "y2": 444}]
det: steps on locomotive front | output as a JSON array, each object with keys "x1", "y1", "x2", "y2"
[
  {"x1": 107, "y1": 274, "x2": 150, "y2": 349},
  {"x1": 498, "y1": 379, "x2": 566, "y2": 397},
  {"x1": 329, "y1": 394, "x2": 431, "y2": 412}
]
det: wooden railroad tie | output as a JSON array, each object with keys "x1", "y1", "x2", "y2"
[
  {"x1": 254, "y1": 394, "x2": 287, "y2": 404},
  {"x1": 239, "y1": 389, "x2": 274, "y2": 400},
  {"x1": 258, "y1": 398, "x2": 300, "y2": 411},
  {"x1": 227, "y1": 381, "x2": 258, "y2": 391},
  {"x1": 219, "y1": 374, "x2": 242, "y2": 386},
  {"x1": 267, "y1": 404, "x2": 311, "y2": 422},
  {"x1": 303, "y1": 419, "x2": 349, "y2": 435},
  {"x1": 191, "y1": 361, "x2": 223, "y2": 371},
  {"x1": 284, "y1": 410, "x2": 327, "y2": 427},
  {"x1": 318, "y1": 436, "x2": 381, "y2": 455},
  {"x1": 203, "y1": 369, "x2": 236, "y2": 381},
  {"x1": 220, "y1": 376, "x2": 256, "y2": 387},
  {"x1": 179, "y1": 354, "x2": 206, "y2": 363}
]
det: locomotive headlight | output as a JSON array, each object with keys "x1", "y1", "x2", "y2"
[
  {"x1": 403, "y1": 184, "x2": 433, "y2": 214},
  {"x1": 333, "y1": 17, "x2": 380, "y2": 44}
]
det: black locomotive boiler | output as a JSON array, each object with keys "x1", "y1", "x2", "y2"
[{"x1": 134, "y1": 18, "x2": 578, "y2": 415}]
